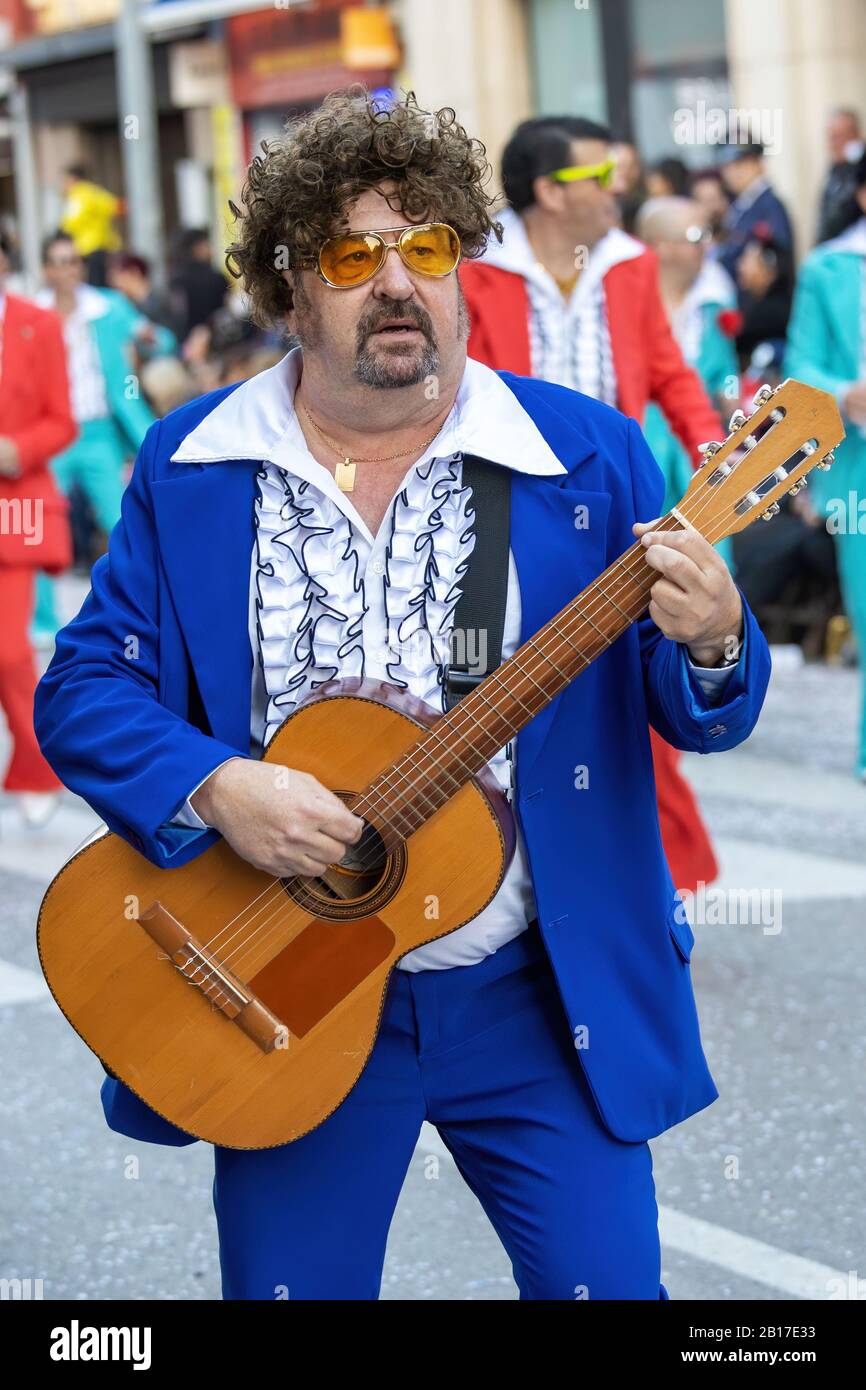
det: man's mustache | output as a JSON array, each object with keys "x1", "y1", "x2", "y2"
[{"x1": 356, "y1": 303, "x2": 435, "y2": 343}]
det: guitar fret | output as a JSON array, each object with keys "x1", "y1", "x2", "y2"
[{"x1": 353, "y1": 524, "x2": 683, "y2": 837}]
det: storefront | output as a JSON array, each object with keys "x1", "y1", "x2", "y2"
[{"x1": 227, "y1": 0, "x2": 401, "y2": 163}]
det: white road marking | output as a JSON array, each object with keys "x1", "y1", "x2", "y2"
[
  {"x1": 0, "y1": 958, "x2": 49, "y2": 1005},
  {"x1": 658, "y1": 1205, "x2": 851, "y2": 1300},
  {"x1": 417, "y1": 1123, "x2": 850, "y2": 1299}
]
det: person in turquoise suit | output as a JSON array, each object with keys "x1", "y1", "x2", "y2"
[
  {"x1": 34, "y1": 233, "x2": 176, "y2": 639},
  {"x1": 636, "y1": 197, "x2": 739, "y2": 566},
  {"x1": 785, "y1": 154, "x2": 866, "y2": 779}
]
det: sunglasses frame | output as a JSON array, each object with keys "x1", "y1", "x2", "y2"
[
  {"x1": 548, "y1": 160, "x2": 616, "y2": 190},
  {"x1": 313, "y1": 222, "x2": 463, "y2": 289}
]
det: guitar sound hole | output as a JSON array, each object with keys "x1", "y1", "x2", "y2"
[
  {"x1": 281, "y1": 812, "x2": 407, "y2": 920},
  {"x1": 314, "y1": 823, "x2": 389, "y2": 900}
]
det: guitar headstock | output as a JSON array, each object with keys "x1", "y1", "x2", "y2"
[{"x1": 675, "y1": 380, "x2": 845, "y2": 542}]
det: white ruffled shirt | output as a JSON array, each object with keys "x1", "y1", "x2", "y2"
[{"x1": 171, "y1": 347, "x2": 735, "y2": 971}]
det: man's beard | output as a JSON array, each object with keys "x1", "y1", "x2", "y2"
[
  {"x1": 352, "y1": 299, "x2": 440, "y2": 389},
  {"x1": 291, "y1": 278, "x2": 470, "y2": 389}
]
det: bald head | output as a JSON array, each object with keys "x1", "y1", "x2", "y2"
[
  {"x1": 636, "y1": 196, "x2": 707, "y2": 293},
  {"x1": 635, "y1": 196, "x2": 702, "y2": 245}
]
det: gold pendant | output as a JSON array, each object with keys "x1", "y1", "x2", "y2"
[{"x1": 335, "y1": 457, "x2": 356, "y2": 493}]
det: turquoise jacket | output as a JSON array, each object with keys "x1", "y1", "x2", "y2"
[
  {"x1": 784, "y1": 220, "x2": 866, "y2": 517},
  {"x1": 785, "y1": 219, "x2": 866, "y2": 774},
  {"x1": 644, "y1": 262, "x2": 739, "y2": 559},
  {"x1": 38, "y1": 285, "x2": 174, "y2": 459}
]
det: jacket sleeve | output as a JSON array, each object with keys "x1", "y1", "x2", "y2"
[
  {"x1": 7, "y1": 310, "x2": 77, "y2": 473},
  {"x1": 784, "y1": 255, "x2": 854, "y2": 401},
  {"x1": 643, "y1": 255, "x2": 725, "y2": 464},
  {"x1": 626, "y1": 417, "x2": 772, "y2": 753},
  {"x1": 101, "y1": 303, "x2": 158, "y2": 454},
  {"x1": 34, "y1": 419, "x2": 248, "y2": 868}
]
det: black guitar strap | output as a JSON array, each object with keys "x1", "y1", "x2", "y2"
[{"x1": 443, "y1": 454, "x2": 512, "y2": 711}]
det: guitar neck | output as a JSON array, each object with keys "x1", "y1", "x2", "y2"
[{"x1": 354, "y1": 512, "x2": 686, "y2": 839}]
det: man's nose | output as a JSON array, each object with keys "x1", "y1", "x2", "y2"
[{"x1": 371, "y1": 243, "x2": 416, "y2": 299}]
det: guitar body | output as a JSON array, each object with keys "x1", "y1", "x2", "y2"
[{"x1": 37, "y1": 681, "x2": 514, "y2": 1149}]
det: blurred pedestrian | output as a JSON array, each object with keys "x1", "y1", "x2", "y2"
[
  {"x1": 785, "y1": 150, "x2": 866, "y2": 779},
  {"x1": 59, "y1": 165, "x2": 123, "y2": 289},
  {"x1": 170, "y1": 228, "x2": 228, "y2": 341},
  {"x1": 461, "y1": 114, "x2": 727, "y2": 894},
  {"x1": 635, "y1": 197, "x2": 738, "y2": 532},
  {"x1": 816, "y1": 107, "x2": 864, "y2": 244},
  {"x1": 610, "y1": 139, "x2": 646, "y2": 233},
  {"x1": 645, "y1": 157, "x2": 690, "y2": 199},
  {"x1": 734, "y1": 224, "x2": 794, "y2": 366},
  {"x1": 0, "y1": 231, "x2": 75, "y2": 825},
  {"x1": 717, "y1": 140, "x2": 793, "y2": 284},
  {"x1": 689, "y1": 167, "x2": 730, "y2": 245},
  {"x1": 107, "y1": 251, "x2": 186, "y2": 349},
  {"x1": 33, "y1": 232, "x2": 158, "y2": 640}
]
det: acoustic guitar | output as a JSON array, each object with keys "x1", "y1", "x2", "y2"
[{"x1": 37, "y1": 380, "x2": 844, "y2": 1148}]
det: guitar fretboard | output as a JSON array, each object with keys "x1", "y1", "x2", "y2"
[{"x1": 352, "y1": 513, "x2": 685, "y2": 844}]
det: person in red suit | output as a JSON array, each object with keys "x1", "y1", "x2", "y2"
[
  {"x1": 461, "y1": 116, "x2": 724, "y2": 892},
  {"x1": 0, "y1": 233, "x2": 76, "y2": 824}
]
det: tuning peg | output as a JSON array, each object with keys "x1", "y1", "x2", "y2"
[
  {"x1": 752, "y1": 384, "x2": 774, "y2": 407},
  {"x1": 816, "y1": 449, "x2": 835, "y2": 471},
  {"x1": 788, "y1": 478, "x2": 808, "y2": 495},
  {"x1": 728, "y1": 409, "x2": 748, "y2": 432},
  {"x1": 760, "y1": 502, "x2": 781, "y2": 520},
  {"x1": 698, "y1": 440, "x2": 723, "y2": 456}
]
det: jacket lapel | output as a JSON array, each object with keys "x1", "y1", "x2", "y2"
[{"x1": 151, "y1": 460, "x2": 257, "y2": 751}]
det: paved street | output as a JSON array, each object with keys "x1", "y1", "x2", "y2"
[{"x1": 1, "y1": 587, "x2": 864, "y2": 1300}]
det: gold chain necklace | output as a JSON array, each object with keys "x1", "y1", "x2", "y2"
[{"x1": 298, "y1": 401, "x2": 442, "y2": 493}]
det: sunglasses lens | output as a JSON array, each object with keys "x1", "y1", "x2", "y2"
[
  {"x1": 399, "y1": 224, "x2": 461, "y2": 275},
  {"x1": 319, "y1": 232, "x2": 385, "y2": 287}
]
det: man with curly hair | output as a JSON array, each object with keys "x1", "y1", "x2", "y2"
[{"x1": 35, "y1": 90, "x2": 769, "y2": 1301}]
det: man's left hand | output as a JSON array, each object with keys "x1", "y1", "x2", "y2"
[{"x1": 633, "y1": 518, "x2": 743, "y2": 668}]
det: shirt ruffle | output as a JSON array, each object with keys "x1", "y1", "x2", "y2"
[
  {"x1": 381, "y1": 453, "x2": 476, "y2": 708},
  {"x1": 253, "y1": 466, "x2": 365, "y2": 745}
]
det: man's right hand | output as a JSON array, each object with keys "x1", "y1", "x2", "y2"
[{"x1": 190, "y1": 757, "x2": 365, "y2": 878}]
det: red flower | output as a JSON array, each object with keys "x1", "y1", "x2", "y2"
[{"x1": 717, "y1": 308, "x2": 743, "y2": 337}]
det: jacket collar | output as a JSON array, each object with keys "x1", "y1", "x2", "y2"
[{"x1": 481, "y1": 206, "x2": 645, "y2": 298}]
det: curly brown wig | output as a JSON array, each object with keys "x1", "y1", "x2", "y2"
[{"x1": 225, "y1": 87, "x2": 502, "y2": 328}]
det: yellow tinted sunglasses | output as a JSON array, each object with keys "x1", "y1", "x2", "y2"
[
  {"x1": 315, "y1": 222, "x2": 462, "y2": 289},
  {"x1": 548, "y1": 159, "x2": 616, "y2": 190}
]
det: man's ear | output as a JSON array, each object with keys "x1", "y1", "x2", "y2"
[{"x1": 532, "y1": 173, "x2": 562, "y2": 215}]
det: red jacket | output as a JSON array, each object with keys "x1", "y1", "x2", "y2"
[
  {"x1": 0, "y1": 293, "x2": 76, "y2": 572},
  {"x1": 460, "y1": 245, "x2": 721, "y2": 893},
  {"x1": 461, "y1": 249, "x2": 724, "y2": 463}
]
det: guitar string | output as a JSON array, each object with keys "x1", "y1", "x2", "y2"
[
  {"x1": 209, "y1": 446, "x2": 810, "y2": 980},
  {"x1": 208, "y1": 522, "x2": 678, "y2": 967},
  {"x1": 208, "y1": 476, "x2": 765, "y2": 978},
  {"x1": 204, "y1": 428, "x2": 818, "y2": 974}
]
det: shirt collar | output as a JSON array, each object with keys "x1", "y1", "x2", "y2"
[
  {"x1": 169, "y1": 345, "x2": 569, "y2": 493},
  {"x1": 481, "y1": 205, "x2": 645, "y2": 299},
  {"x1": 34, "y1": 283, "x2": 110, "y2": 321}
]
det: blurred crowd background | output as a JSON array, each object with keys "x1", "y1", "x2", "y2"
[{"x1": 1, "y1": 0, "x2": 866, "y2": 810}]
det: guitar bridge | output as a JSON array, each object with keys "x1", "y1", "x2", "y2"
[{"x1": 135, "y1": 901, "x2": 287, "y2": 1054}]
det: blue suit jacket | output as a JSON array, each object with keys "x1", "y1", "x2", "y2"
[
  {"x1": 718, "y1": 184, "x2": 794, "y2": 281},
  {"x1": 34, "y1": 372, "x2": 771, "y2": 1147}
]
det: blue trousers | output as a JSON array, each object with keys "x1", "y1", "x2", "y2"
[{"x1": 213, "y1": 921, "x2": 670, "y2": 1300}]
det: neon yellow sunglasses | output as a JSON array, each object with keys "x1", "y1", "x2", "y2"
[{"x1": 548, "y1": 159, "x2": 616, "y2": 190}]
